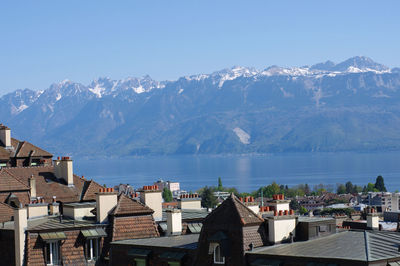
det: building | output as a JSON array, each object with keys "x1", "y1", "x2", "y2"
[
  {"x1": 0, "y1": 124, "x2": 53, "y2": 168},
  {"x1": 247, "y1": 230, "x2": 400, "y2": 266},
  {"x1": 110, "y1": 193, "x2": 400, "y2": 266}
]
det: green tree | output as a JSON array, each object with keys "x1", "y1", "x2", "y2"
[
  {"x1": 217, "y1": 177, "x2": 223, "y2": 191},
  {"x1": 299, "y1": 206, "x2": 308, "y2": 215},
  {"x1": 345, "y1": 181, "x2": 354, "y2": 194},
  {"x1": 364, "y1": 182, "x2": 379, "y2": 192},
  {"x1": 304, "y1": 184, "x2": 311, "y2": 195},
  {"x1": 201, "y1": 186, "x2": 218, "y2": 208},
  {"x1": 337, "y1": 184, "x2": 346, "y2": 194},
  {"x1": 290, "y1": 199, "x2": 300, "y2": 210},
  {"x1": 374, "y1": 175, "x2": 387, "y2": 192},
  {"x1": 260, "y1": 182, "x2": 281, "y2": 198},
  {"x1": 162, "y1": 187, "x2": 173, "y2": 202}
]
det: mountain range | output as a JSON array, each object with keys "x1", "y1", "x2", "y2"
[{"x1": 1, "y1": 56, "x2": 400, "y2": 156}]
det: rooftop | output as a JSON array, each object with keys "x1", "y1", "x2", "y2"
[
  {"x1": 161, "y1": 208, "x2": 209, "y2": 222},
  {"x1": 1, "y1": 215, "x2": 102, "y2": 231},
  {"x1": 112, "y1": 233, "x2": 199, "y2": 250},
  {"x1": 297, "y1": 216, "x2": 336, "y2": 223},
  {"x1": 249, "y1": 230, "x2": 400, "y2": 262}
]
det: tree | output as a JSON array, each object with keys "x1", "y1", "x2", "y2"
[
  {"x1": 260, "y1": 182, "x2": 281, "y2": 198},
  {"x1": 201, "y1": 186, "x2": 218, "y2": 208},
  {"x1": 290, "y1": 199, "x2": 299, "y2": 210},
  {"x1": 337, "y1": 184, "x2": 346, "y2": 194},
  {"x1": 345, "y1": 181, "x2": 354, "y2": 194},
  {"x1": 162, "y1": 187, "x2": 173, "y2": 202},
  {"x1": 304, "y1": 184, "x2": 311, "y2": 195},
  {"x1": 217, "y1": 177, "x2": 223, "y2": 191},
  {"x1": 374, "y1": 175, "x2": 387, "y2": 192},
  {"x1": 364, "y1": 182, "x2": 378, "y2": 193},
  {"x1": 299, "y1": 206, "x2": 308, "y2": 215}
]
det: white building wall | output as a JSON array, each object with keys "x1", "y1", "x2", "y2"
[{"x1": 268, "y1": 218, "x2": 296, "y2": 244}]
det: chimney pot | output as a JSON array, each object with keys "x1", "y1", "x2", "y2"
[
  {"x1": 274, "y1": 210, "x2": 278, "y2": 216},
  {"x1": 279, "y1": 210, "x2": 283, "y2": 216},
  {"x1": 284, "y1": 210, "x2": 288, "y2": 215},
  {"x1": 290, "y1": 209, "x2": 294, "y2": 215}
]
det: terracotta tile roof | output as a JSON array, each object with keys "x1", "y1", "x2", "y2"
[
  {"x1": 111, "y1": 215, "x2": 159, "y2": 241},
  {"x1": 0, "y1": 202, "x2": 14, "y2": 222},
  {"x1": 242, "y1": 225, "x2": 266, "y2": 250},
  {"x1": 206, "y1": 193, "x2": 264, "y2": 226},
  {"x1": 0, "y1": 146, "x2": 10, "y2": 160},
  {"x1": 112, "y1": 194, "x2": 154, "y2": 216},
  {"x1": 0, "y1": 191, "x2": 30, "y2": 206},
  {"x1": 4, "y1": 166, "x2": 86, "y2": 203},
  {"x1": 12, "y1": 138, "x2": 53, "y2": 158},
  {"x1": 0, "y1": 169, "x2": 30, "y2": 191},
  {"x1": 81, "y1": 180, "x2": 105, "y2": 201}
]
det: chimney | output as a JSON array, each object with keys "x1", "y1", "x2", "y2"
[
  {"x1": 49, "y1": 196, "x2": 59, "y2": 215},
  {"x1": 54, "y1": 157, "x2": 74, "y2": 187},
  {"x1": 166, "y1": 209, "x2": 182, "y2": 235},
  {"x1": 26, "y1": 200, "x2": 48, "y2": 219},
  {"x1": 96, "y1": 188, "x2": 118, "y2": 223},
  {"x1": 140, "y1": 185, "x2": 163, "y2": 221},
  {"x1": 367, "y1": 208, "x2": 379, "y2": 230},
  {"x1": 0, "y1": 124, "x2": 11, "y2": 148},
  {"x1": 14, "y1": 207, "x2": 27, "y2": 266},
  {"x1": 267, "y1": 209, "x2": 297, "y2": 244},
  {"x1": 268, "y1": 194, "x2": 290, "y2": 213},
  {"x1": 178, "y1": 193, "x2": 202, "y2": 210},
  {"x1": 29, "y1": 175, "x2": 36, "y2": 199}
]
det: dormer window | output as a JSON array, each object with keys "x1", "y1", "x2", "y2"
[
  {"x1": 85, "y1": 238, "x2": 100, "y2": 261},
  {"x1": 213, "y1": 244, "x2": 225, "y2": 264}
]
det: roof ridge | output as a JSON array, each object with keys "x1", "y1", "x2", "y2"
[
  {"x1": 15, "y1": 141, "x2": 25, "y2": 157},
  {"x1": 231, "y1": 194, "x2": 264, "y2": 224},
  {"x1": 0, "y1": 201, "x2": 15, "y2": 210},
  {"x1": 364, "y1": 230, "x2": 370, "y2": 261}
]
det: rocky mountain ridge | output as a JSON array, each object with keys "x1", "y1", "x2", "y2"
[{"x1": 1, "y1": 56, "x2": 400, "y2": 156}]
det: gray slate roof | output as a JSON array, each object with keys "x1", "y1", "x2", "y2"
[
  {"x1": 161, "y1": 209, "x2": 209, "y2": 221},
  {"x1": 250, "y1": 230, "x2": 400, "y2": 262},
  {"x1": 112, "y1": 233, "x2": 199, "y2": 250},
  {"x1": 27, "y1": 216, "x2": 103, "y2": 231}
]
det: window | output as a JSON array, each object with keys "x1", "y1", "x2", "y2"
[
  {"x1": 46, "y1": 241, "x2": 60, "y2": 265},
  {"x1": 134, "y1": 258, "x2": 146, "y2": 266},
  {"x1": 213, "y1": 244, "x2": 225, "y2": 264},
  {"x1": 85, "y1": 238, "x2": 100, "y2": 261}
]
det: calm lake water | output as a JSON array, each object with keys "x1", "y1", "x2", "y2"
[{"x1": 74, "y1": 152, "x2": 400, "y2": 193}]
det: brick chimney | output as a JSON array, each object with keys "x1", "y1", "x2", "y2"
[
  {"x1": 54, "y1": 157, "x2": 74, "y2": 187},
  {"x1": 96, "y1": 188, "x2": 118, "y2": 223},
  {"x1": 140, "y1": 185, "x2": 163, "y2": 221},
  {"x1": 166, "y1": 209, "x2": 182, "y2": 235},
  {"x1": 14, "y1": 207, "x2": 27, "y2": 266},
  {"x1": 0, "y1": 124, "x2": 11, "y2": 148}
]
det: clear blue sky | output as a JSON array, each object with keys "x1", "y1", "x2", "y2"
[{"x1": 0, "y1": 0, "x2": 399, "y2": 95}]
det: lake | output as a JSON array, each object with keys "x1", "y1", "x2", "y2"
[{"x1": 74, "y1": 152, "x2": 400, "y2": 193}]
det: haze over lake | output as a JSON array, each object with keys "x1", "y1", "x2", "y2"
[{"x1": 74, "y1": 152, "x2": 400, "y2": 193}]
